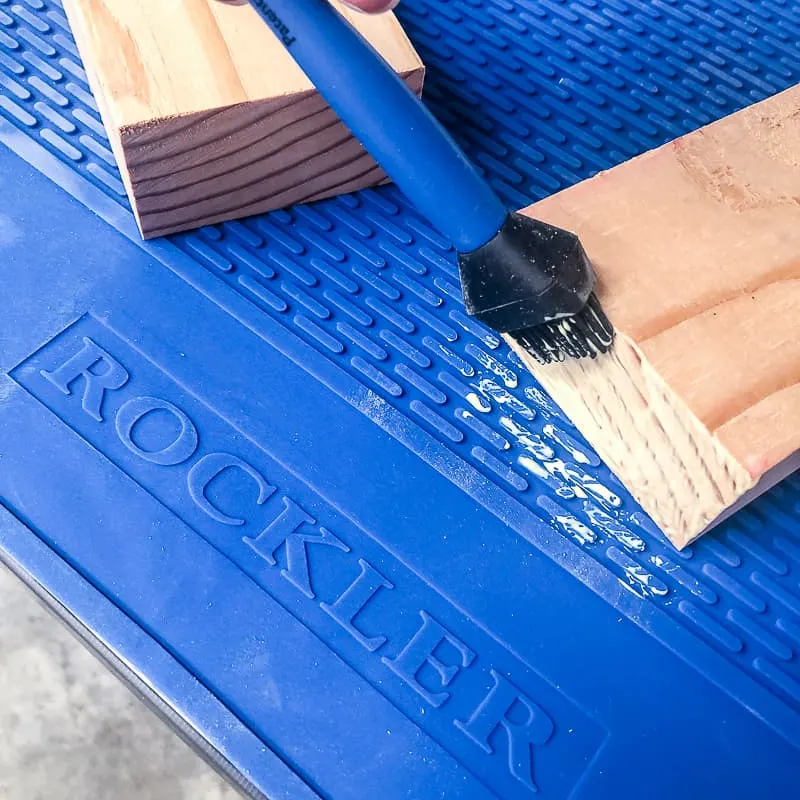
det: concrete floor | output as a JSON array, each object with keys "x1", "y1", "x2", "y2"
[{"x1": 0, "y1": 565, "x2": 241, "y2": 800}]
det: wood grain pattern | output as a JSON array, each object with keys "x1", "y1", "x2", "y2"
[
  {"x1": 63, "y1": 0, "x2": 424, "y2": 238},
  {"x1": 509, "y1": 84, "x2": 800, "y2": 549}
]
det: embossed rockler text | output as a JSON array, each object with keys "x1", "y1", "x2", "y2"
[{"x1": 35, "y1": 334, "x2": 561, "y2": 793}]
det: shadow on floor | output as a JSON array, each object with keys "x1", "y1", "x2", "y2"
[{"x1": 0, "y1": 565, "x2": 242, "y2": 800}]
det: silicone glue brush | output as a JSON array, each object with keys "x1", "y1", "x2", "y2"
[{"x1": 246, "y1": 0, "x2": 615, "y2": 362}]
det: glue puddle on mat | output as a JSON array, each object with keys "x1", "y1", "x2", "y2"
[{"x1": 465, "y1": 365, "x2": 676, "y2": 601}]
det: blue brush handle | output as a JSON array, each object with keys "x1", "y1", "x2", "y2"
[{"x1": 247, "y1": 0, "x2": 508, "y2": 253}]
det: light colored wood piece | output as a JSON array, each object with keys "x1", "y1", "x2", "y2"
[
  {"x1": 62, "y1": 0, "x2": 424, "y2": 238},
  {"x1": 508, "y1": 84, "x2": 800, "y2": 549}
]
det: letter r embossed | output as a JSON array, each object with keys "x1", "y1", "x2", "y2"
[
  {"x1": 41, "y1": 337, "x2": 128, "y2": 422},
  {"x1": 456, "y1": 669, "x2": 554, "y2": 793},
  {"x1": 382, "y1": 611, "x2": 475, "y2": 708}
]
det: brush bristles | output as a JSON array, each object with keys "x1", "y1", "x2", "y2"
[{"x1": 511, "y1": 293, "x2": 615, "y2": 364}]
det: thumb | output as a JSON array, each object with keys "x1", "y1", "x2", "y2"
[
  {"x1": 215, "y1": 0, "x2": 398, "y2": 15},
  {"x1": 340, "y1": 0, "x2": 399, "y2": 11}
]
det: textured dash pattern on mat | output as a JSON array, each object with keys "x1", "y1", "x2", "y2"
[{"x1": 1, "y1": 0, "x2": 800, "y2": 709}]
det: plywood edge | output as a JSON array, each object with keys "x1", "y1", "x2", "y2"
[{"x1": 507, "y1": 333, "x2": 757, "y2": 549}]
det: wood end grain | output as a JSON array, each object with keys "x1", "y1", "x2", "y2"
[{"x1": 508, "y1": 334, "x2": 756, "y2": 549}]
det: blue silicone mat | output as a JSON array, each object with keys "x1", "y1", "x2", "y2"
[{"x1": 1, "y1": 0, "x2": 799, "y2": 797}]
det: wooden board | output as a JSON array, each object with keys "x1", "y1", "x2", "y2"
[
  {"x1": 508, "y1": 84, "x2": 800, "y2": 550},
  {"x1": 63, "y1": 0, "x2": 424, "y2": 238}
]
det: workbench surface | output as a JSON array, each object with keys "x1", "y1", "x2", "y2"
[{"x1": 0, "y1": 1, "x2": 799, "y2": 797}]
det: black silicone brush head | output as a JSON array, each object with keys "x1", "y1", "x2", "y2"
[
  {"x1": 510, "y1": 292, "x2": 615, "y2": 364},
  {"x1": 457, "y1": 212, "x2": 615, "y2": 363}
]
